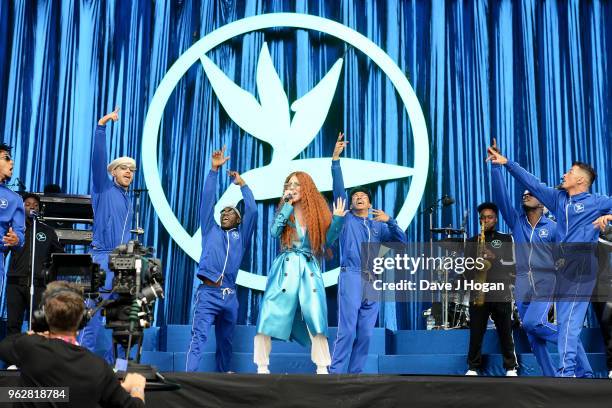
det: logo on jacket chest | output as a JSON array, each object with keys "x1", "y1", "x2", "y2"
[
  {"x1": 0, "y1": 198, "x2": 8, "y2": 209},
  {"x1": 231, "y1": 231, "x2": 240, "y2": 240},
  {"x1": 36, "y1": 232, "x2": 47, "y2": 242},
  {"x1": 538, "y1": 228, "x2": 549, "y2": 238},
  {"x1": 491, "y1": 239, "x2": 503, "y2": 249},
  {"x1": 573, "y1": 203, "x2": 585, "y2": 213}
]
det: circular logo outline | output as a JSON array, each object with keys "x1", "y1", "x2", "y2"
[{"x1": 142, "y1": 13, "x2": 429, "y2": 291}]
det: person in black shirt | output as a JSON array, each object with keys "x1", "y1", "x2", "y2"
[
  {"x1": 465, "y1": 202, "x2": 518, "y2": 376},
  {"x1": 0, "y1": 281, "x2": 146, "y2": 407},
  {"x1": 6, "y1": 193, "x2": 64, "y2": 335}
]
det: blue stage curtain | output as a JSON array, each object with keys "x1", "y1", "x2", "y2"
[{"x1": 0, "y1": 0, "x2": 610, "y2": 330}]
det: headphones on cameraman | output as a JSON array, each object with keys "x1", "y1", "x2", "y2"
[{"x1": 31, "y1": 286, "x2": 91, "y2": 333}]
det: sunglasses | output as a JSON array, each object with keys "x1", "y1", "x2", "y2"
[
  {"x1": 283, "y1": 181, "x2": 300, "y2": 189},
  {"x1": 117, "y1": 164, "x2": 137, "y2": 172}
]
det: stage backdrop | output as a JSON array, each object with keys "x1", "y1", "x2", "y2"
[{"x1": 0, "y1": 0, "x2": 610, "y2": 330}]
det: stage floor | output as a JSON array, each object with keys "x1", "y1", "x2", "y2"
[
  {"x1": 141, "y1": 372, "x2": 612, "y2": 408},
  {"x1": 2, "y1": 370, "x2": 611, "y2": 407}
]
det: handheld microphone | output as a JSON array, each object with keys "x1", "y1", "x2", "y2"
[{"x1": 283, "y1": 193, "x2": 293, "y2": 203}]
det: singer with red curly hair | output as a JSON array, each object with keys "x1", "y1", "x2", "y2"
[{"x1": 254, "y1": 171, "x2": 347, "y2": 374}]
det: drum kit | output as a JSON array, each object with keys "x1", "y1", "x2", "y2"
[{"x1": 423, "y1": 196, "x2": 470, "y2": 330}]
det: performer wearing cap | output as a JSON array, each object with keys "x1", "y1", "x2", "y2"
[
  {"x1": 487, "y1": 144, "x2": 612, "y2": 377},
  {"x1": 0, "y1": 142, "x2": 25, "y2": 301},
  {"x1": 186, "y1": 146, "x2": 257, "y2": 372},
  {"x1": 328, "y1": 133, "x2": 407, "y2": 374},
  {"x1": 79, "y1": 108, "x2": 136, "y2": 355},
  {"x1": 491, "y1": 160, "x2": 594, "y2": 377}
]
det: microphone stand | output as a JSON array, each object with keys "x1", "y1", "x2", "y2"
[
  {"x1": 422, "y1": 196, "x2": 454, "y2": 319},
  {"x1": 27, "y1": 212, "x2": 41, "y2": 331},
  {"x1": 130, "y1": 189, "x2": 147, "y2": 236}
]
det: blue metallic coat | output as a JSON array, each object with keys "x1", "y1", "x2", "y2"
[{"x1": 256, "y1": 203, "x2": 344, "y2": 346}]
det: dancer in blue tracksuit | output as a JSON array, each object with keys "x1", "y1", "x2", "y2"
[
  {"x1": 186, "y1": 146, "x2": 257, "y2": 372},
  {"x1": 0, "y1": 143, "x2": 25, "y2": 296},
  {"x1": 491, "y1": 163, "x2": 592, "y2": 377},
  {"x1": 329, "y1": 133, "x2": 407, "y2": 374},
  {"x1": 488, "y1": 143, "x2": 612, "y2": 377},
  {"x1": 79, "y1": 108, "x2": 136, "y2": 355}
]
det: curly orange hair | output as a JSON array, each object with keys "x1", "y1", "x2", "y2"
[{"x1": 278, "y1": 171, "x2": 332, "y2": 257}]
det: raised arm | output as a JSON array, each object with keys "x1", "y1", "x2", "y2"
[
  {"x1": 271, "y1": 203, "x2": 293, "y2": 238},
  {"x1": 229, "y1": 171, "x2": 257, "y2": 248},
  {"x1": 326, "y1": 197, "x2": 348, "y2": 245},
  {"x1": 331, "y1": 132, "x2": 348, "y2": 202},
  {"x1": 200, "y1": 147, "x2": 230, "y2": 234},
  {"x1": 92, "y1": 108, "x2": 119, "y2": 193},
  {"x1": 491, "y1": 164, "x2": 519, "y2": 230},
  {"x1": 487, "y1": 140, "x2": 561, "y2": 212}
]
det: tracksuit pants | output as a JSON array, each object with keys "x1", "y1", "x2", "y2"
[
  {"x1": 186, "y1": 284, "x2": 238, "y2": 372},
  {"x1": 330, "y1": 268, "x2": 379, "y2": 374}
]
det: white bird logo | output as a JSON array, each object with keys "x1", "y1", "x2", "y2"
[{"x1": 201, "y1": 43, "x2": 414, "y2": 220}]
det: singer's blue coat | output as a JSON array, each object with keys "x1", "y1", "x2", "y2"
[{"x1": 256, "y1": 203, "x2": 344, "y2": 346}]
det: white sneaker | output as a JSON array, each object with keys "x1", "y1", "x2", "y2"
[
  {"x1": 316, "y1": 366, "x2": 329, "y2": 375},
  {"x1": 465, "y1": 370, "x2": 478, "y2": 376},
  {"x1": 6, "y1": 365, "x2": 18, "y2": 370},
  {"x1": 257, "y1": 366, "x2": 270, "y2": 374},
  {"x1": 608, "y1": 370, "x2": 612, "y2": 379},
  {"x1": 506, "y1": 369, "x2": 518, "y2": 377}
]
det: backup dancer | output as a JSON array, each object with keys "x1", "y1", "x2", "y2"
[
  {"x1": 186, "y1": 146, "x2": 257, "y2": 372},
  {"x1": 328, "y1": 133, "x2": 407, "y2": 374},
  {"x1": 487, "y1": 145, "x2": 612, "y2": 377}
]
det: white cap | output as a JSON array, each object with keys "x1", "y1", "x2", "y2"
[{"x1": 107, "y1": 156, "x2": 136, "y2": 174}]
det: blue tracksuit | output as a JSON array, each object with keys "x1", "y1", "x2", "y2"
[
  {"x1": 492, "y1": 164, "x2": 592, "y2": 377},
  {"x1": 186, "y1": 169, "x2": 256, "y2": 372},
  {"x1": 329, "y1": 160, "x2": 407, "y2": 374},
  {"x1": 79, "y1": 124, "x2": 134, "y2": 355},
  {"x1": 0, "y1": 184, "x2": 25, "y2": 293},
  {"x1": 504, "y1": 160, "x2": 612, "y2": 377}
]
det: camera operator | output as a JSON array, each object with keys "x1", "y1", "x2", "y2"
[{"x1": 0, "y1": 281, "x2": 146, "y2": 407}]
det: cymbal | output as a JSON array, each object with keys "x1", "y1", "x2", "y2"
[{"x1": 430, "y1": 227, "x2": 465, "y2": 235}]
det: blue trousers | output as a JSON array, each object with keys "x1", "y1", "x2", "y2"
[
  {"x1": 330, "y1": 269, "x2": 379, "y2": 374},
  {"x1": 78, "y1": 251, "x2": 116, "y2": 363},
  {"x1": 186, "y1": 284, "x2": 238, "y2": 372},
  {"x1": 515, "y1": 270, "x2": 593, "y2": 378},
  {"x1": 555, "y1": 252, "x2": 597, "y2": 377}
]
